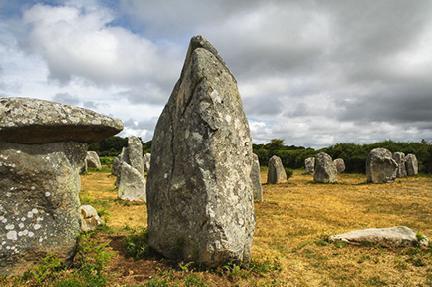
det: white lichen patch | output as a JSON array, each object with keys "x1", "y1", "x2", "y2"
[
  {"x1": 6, "y1": 231, "x2": 17, "y2": 241},
  {"x1": 34, "y1": 224, "x2": 41, "y2": 230},
  {"x1": 44, "y1": 192, "x2": 51, "y2": 197},
  {"x1": 5, "y1": 224, "x2": 14, "y2": 230}
]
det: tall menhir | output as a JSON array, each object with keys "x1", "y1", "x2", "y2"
[{"x1": 146, "y1": 35, "x2": 256, "y2": 266}]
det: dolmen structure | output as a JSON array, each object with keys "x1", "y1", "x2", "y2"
[
  {"x1": 313, "y1": 152, "x2": 337, "y2": 183},
  {"x1": 304, "y1": 157, "x2": 315, "y2": 174},
  {"x1": 267, "y1": 155, "x2": 288, "y2": 184},
  {"x1": 112, "y1": 136, "x2": 146, "y2": 202},
  {"x1": 366, "y1": 148, "x2": 398, "y2": 183},
  {"x1": 0, "y1": 97, "x2": 122, "y2": 274},
  {"x1": 146, "y1": 36, "x2": 256, "y2": 266}
]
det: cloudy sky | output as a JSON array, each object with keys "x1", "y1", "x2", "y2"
[{"x1": 1, "y1": 0, "x2": 431, "y2": 147}]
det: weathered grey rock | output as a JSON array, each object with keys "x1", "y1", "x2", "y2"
[
  {"x1": 118, "y1": 162, "x2": 146, "y2": 202},
  {"x1": 79, "y1": 205, "x2": 104, "y2": 232},
  {"x1": 0, "y1": 142, "x2": 86, "y2": 274},
  {"x1": 304, "y1": 157, "x2": 315, "y2": 174},
  {"x1": 147, "y1": 35, "x2": 255, "y2": 266},
  {"x1": 313, "y1": 152, "x2": 337, "y2": 183},
  {"x1": 143, "y1": 153, "x2": 151, "y2": 173},
  {"x1": 251, "y1": 154, "x2": 263, "y2": 202},
  {"x1": 267, "y1": 155, "x2": 287, "y2": 184},
  {"x1": 329, "y1": 226, "x2": 428, "y2": 248},
  {"x1": 112, "y1": 147, "x2": 127, "y2": 177},
  {"x1": 127, "y1": 137, "x2": 144, "y2": 175},
  {"x1": 0, "y1": 97, "x2": 123, "y2": 144},
  {"x1": 405, "y1": 153, "x2": 418, "y2": 176},
  {"x1": 333, "y1": 158, "x2": 345, "y2": 173},
  {"x1": 366, "y1": 148, "x2": 398, "y2": 183},
  {"x1": 85, "y1": 151, "x2": 102, "y2": 169},
  {"x1": 392, "y1": 152, "x2": 407, "y2": 177}
]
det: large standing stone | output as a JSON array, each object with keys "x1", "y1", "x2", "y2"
[
  {"x1": 366, "y1": 148, "x2": 398, "y2": 183},
  {"x1": 147, "y1": 36, "x2": 255, "y2": 266},
  {"x1": 314, "y1": 152, "x2": 337, "y2": 183},
  {"x1": 329, "y1": 226, "x2": 428, "y2": 248},
  {"x1": 85, "y1": 151, "x2": 102, "y2": 169},
  {"x1": 0, "y1": 97, "x2": 123, "y2": 275},
  {"x1": 333, "y1": 158, "x2": 346, "y2": 173},
  {"x1": 79, "y1": 205, "x2": 104, "y2": 232},
  {"x1": 304, "y1": 157, "x2": 315, "y2": 174},
  {"x1": 143, "y1": 153, "x2": 151, "y2": 173},
  {"x1": 251, "y1": 154, "x2": 263, "y2": 202},
  {"x1": 267, "y1": 155, "x2": 288, "y2": 184},
  {"x1": 392, "y1": 152, "x2": 407, "y2": 178},
  {"x1": 405, "y1": 154, "x2": 419, "y2": 176}
]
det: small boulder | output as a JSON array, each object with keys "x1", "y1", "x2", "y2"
[
  {"x1": 333, "y1": 158, "x2": 345, "y2": 173},
  {"x1": 267, "y1": 155, "x2": 288, "y2": 184},
  {"x1": 304, "y1": 157, "x2": 315, "y2": 174},
  {"x1": 392, "y1": 152, "x2": 407, "y2": 177},
  {"x1": 251, "y1": 154, "x2": 263, "y2": 202},
  {"x1": 313, "y1": 152, "x2": 337, "y2": 183},
  {"x1": 329, "y1": 226, "x2": 428, "y2": 248},
  {"x1": 366, "y1": 148, "x2": 398, "y2": 183},
  {"x1": 405, "y1": 154, "x2": 418, "y2": 176},
  {"x1": 79, "y1": 205, "x2": 104, "y2": 232},
  {"x1": 86, "y1": 151, "x2": 102, "y2": 169}
]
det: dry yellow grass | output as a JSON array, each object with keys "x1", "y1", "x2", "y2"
[
  {"x1": 0, "y1": 168, "x2": 418, "y2": 287},
  {"x1": 76, "y1": 168, "x2": 432, "y2": 286}
]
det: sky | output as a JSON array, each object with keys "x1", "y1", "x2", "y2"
[{"x1": 0, "y1": 0, "x2": 431, "y2": 147}]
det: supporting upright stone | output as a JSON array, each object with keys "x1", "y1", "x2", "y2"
[
  {"x1": 314, "y1": 152, "x2": 337, "y2": 183},
  {"x1": 304, "y1": 157, "x2": 315, "y2": 174},
  {"x1": 405, "y1": 154, "x2": 418, "y2": 176},
  {"x1": 333, "y1": 158, "x2": 346, "y2": 173},
  {"x1": 251, "y1": 154, "x2": 263, "y2": 202},
  {"x1": 267, "y1": 155, "x2": 288, "y2": 184},
  {"x1": 0, "y1": 97, "x2": 123, "y2": 275},
  {"x1": 366, "y1": 148, "x2": 398, "y2": 183},
  {"x1": 147, "y1": 36, "x2": 255, "y2": 266},
  {"x1": 392, "y1": 152, "x2": 407, "y2": 178}
]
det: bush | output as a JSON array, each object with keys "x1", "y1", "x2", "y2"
[{"x1": 285, "y1": 168, "x2": 293, "y2": 179}]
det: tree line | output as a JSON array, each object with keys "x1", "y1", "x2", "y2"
[{"x1": 90, "y1": 137, "x2": 432, "y2": 174}]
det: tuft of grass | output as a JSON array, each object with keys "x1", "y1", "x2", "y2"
[
  {"x1": 183, "y1": 274, "x2": 208, "y2": 287},
  {"x1": 124, "y1": 229, "x2": 152, "y2": 260}
]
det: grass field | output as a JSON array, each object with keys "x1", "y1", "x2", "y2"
[{"x1": 3, "y1": 168, "x2": 432, "y2": 286}]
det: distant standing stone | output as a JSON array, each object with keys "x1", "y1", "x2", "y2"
[
  {"x1": 79, "y1": 205, "x2": 104, "y2": 232},
  {"x1": 304, "y1": 157, "x2": 315, "y2": 174},
  {"x1": 392, "y1": 152, "x2": 407, "y2": 177},
  {"x1": 329, "y1": 226, "x2": 428, "y2": 248},
  {"x1": 251, "y1": 154, "x2": 263, "y2": 202},
  {"x1": 333, "y1": 158, "x2": 346, "y2": 173},
  {"x1": 405, "y1": 154, "x2": 419, "y2": 176},
  {"x1": 86, "y1": 151, "x2": 102, "y2": 169},
  {"x1": 267, "y1": 155, "x2": 288, "y2": 184},
  {"x1": 127, "y1": 137, "x2": 144, "y2": 176},
  {"x1": 118, "y1": 162, "x2": 146, "y2": 202},
  {"x1": 314, "y1": 152, "x2": 337, "y2": 183},
  {"x1": 366, "y1": 148, "x2": 398, "y2": 183},
  {"x1": 147, "y1": 35, "x2": 255, "y2": 266},
  {"x1": 143, "y1": 153, "x2": 151, "y2": 173}
]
